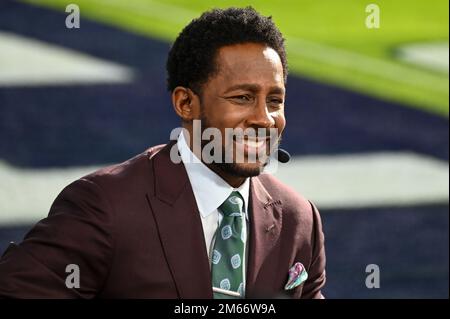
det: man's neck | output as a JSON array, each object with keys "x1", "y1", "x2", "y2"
[{"x1": 205, "y1": 163, "x2": 246, "y2": 188}]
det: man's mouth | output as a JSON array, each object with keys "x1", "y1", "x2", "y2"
[
  {"x1": 235, "y1": 136, "x2": 266, "y2": 147},
  {"x1": 232, "y1": 136, "x2": 270, "y2": 157}
]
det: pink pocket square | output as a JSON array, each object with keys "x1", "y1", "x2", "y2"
[{"x1": 284, "y1": 262, "x2": 308, "y2": 290}]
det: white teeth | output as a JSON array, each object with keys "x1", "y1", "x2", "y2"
[
  {"x1": 245, "y1": 139, "x2": 264, "y2": 148},
  {"x1": 235, "y1": 138, "x2": 265, "y2": 148}
]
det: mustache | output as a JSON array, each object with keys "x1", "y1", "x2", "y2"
[{"x1": 226, "y1": 128, "x2": 279, "y2": 139}]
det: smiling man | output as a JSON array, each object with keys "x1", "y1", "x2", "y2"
[
  {"x1": 170, "y1": 41, "x2": 285, "y2": 185},
  {"x1": 0, "y1": 7, "x2": 326, "y2": 299}
]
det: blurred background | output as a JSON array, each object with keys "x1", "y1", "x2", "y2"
[{"x1": 0, "y1": 0, "x2": 448, "y2": 298}]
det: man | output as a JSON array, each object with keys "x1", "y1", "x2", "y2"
[{"x1": 0, "y1": 7, "x2": 325, "y2": 299}]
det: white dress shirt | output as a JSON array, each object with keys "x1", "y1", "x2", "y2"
[{"x1": 177, "y1": 132, "x2": 250, "y2": 289}]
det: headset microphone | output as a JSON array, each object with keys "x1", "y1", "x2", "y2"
[{"x1": 276, "y1": 148, "x2": 291, "y2": 163}]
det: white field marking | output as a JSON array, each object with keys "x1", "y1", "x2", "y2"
[
  {"x1": 0, "y1": 31, "x2": 135, "y2": 86},
  {"x1": 395, "y1": 42, "x2": 449, "y2": 74},
  {"x1": 286, "y1": 38, "x2": 448, "y2": 93},
  {"x1": 273, "y1": 152, "x2": 449, "y2": 209},
  {"x1": 70, "y1": 0, "x2": 448, "y2": 93},
  {"x1": 0, "y1": 161, "x2": 103, "y2": 225},
  {"x1": 0, "y1": 152, "x2": 448, "y2": 226}
]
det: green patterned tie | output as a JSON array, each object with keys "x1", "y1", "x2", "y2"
[{"x1": 211, "y1": 191, "x2": 245, "y2": 299}]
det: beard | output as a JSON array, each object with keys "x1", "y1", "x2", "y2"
[
  {"x1": 199, "y1": 113, "x2": 278, "y2": 179},
  {"x1": 210, "y1": 156, "x2": 263, "y2": 178}
]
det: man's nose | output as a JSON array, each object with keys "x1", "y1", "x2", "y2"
[{"x1": 247, "y1": 100, "x2": 276, "y2": 128}]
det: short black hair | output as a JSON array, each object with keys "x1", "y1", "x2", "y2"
[{"x1": 166, "y1": 6, "x2": 287, "y2": 93}]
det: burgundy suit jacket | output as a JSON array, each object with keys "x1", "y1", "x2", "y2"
[{"x1": 0, "y1": 142, "x2": 326, "y2": 298}]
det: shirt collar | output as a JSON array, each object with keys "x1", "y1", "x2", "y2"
[{"x1": 177, "y1": 132, "x2": 250, "y2": 219}]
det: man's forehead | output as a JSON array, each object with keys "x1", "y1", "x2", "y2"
[
  {"x1": 217, "y1": 43, "x2": 281, "y2": 68},
  {"x1": 213, "y1": 43, "x2": 284, "y2": 87}
]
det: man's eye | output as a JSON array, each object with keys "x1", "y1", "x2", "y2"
[
  {"x1": 231, "y1": 95, "x2": 252, "y2": 103},
  {"x1": 268, "y1": 98, "x2": 284, "y2": 106},
  {"x1": 269, "y1": 99, "x2": 283, "y2": 104}
]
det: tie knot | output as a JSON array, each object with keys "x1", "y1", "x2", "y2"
[{"x1": 219, "y1": 191, "x2": 244, "y2": 217}]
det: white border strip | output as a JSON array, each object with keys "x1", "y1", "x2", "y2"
[{"x1": 0, "y1": 151, "x2": 448, "y2": 225}]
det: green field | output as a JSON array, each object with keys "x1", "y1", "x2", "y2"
[{"x1": 24, "y1": 0, "x2": 449, "y2": 116}]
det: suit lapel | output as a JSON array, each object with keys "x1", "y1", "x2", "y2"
[
  {"x1": 246, "y1": 177, "x2": 282, "y2": 298},
  {"x1": 146, "y1": 142, "x2": 213, "y2": 298}
]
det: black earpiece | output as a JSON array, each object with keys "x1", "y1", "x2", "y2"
[{"x1": 276, "y1": 148, "x2": 291, "y2": 163}]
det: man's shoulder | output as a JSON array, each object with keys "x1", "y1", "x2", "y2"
[{"x1": 80, "y1": 143, "x2": 168, "y2": 190}]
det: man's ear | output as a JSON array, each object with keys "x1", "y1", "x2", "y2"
[{"x1": 172, "y1": 86, "x2": 200, "y2": 122}]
